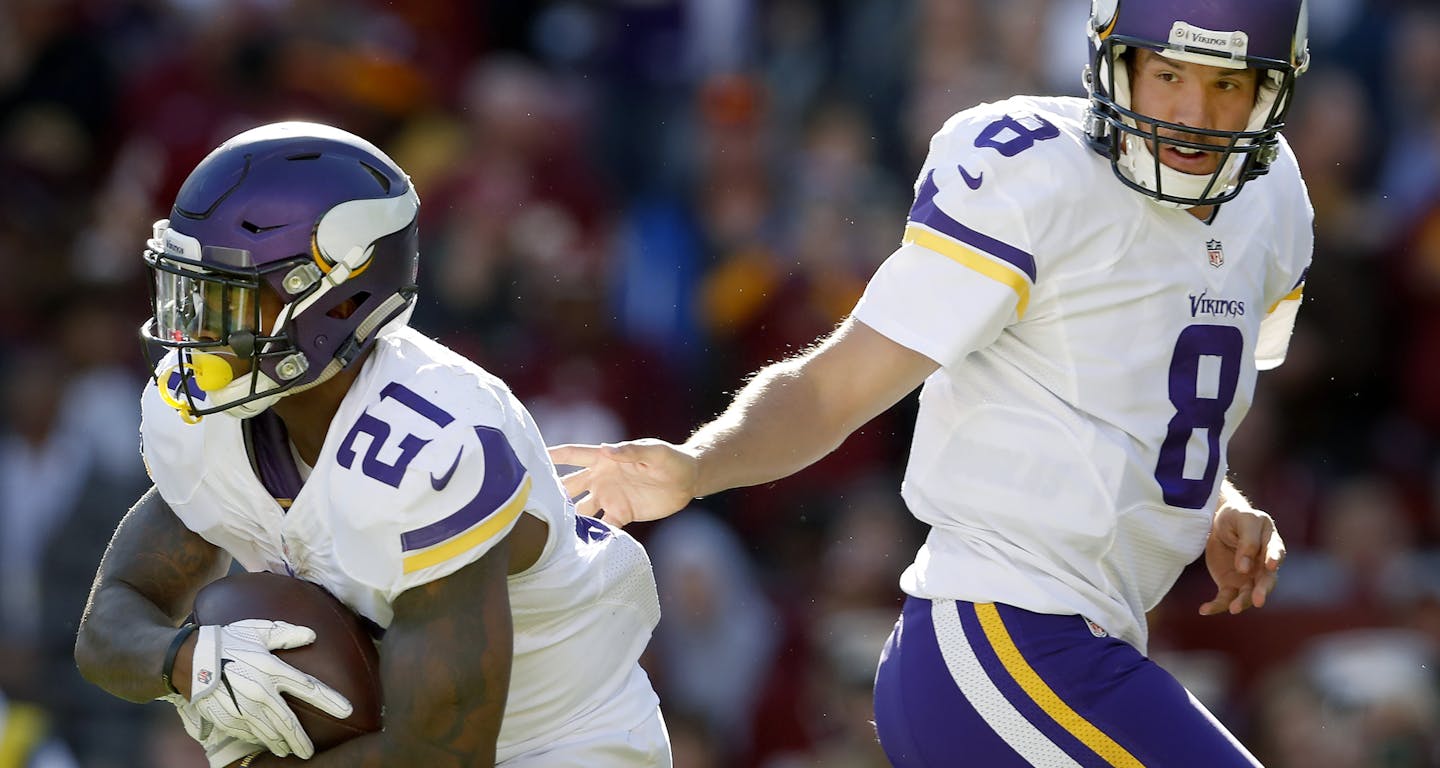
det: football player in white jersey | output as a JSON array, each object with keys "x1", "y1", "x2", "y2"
[
  {"x1": 551, "y1": 1, "x2": 1310, "y2": 765},
  {"x1": 74, "y1": 122, "x2": 672, "y2": 767}
]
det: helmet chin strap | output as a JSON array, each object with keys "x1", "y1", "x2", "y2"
[{"x1": 1117, "y1": 136, "x2": 1235, "y2": 210}]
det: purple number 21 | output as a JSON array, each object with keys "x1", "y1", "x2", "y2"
[{"x1": 337, "y1": 383, "x2": 454, "y2": 487}]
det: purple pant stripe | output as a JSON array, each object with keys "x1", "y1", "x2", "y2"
[
  {"x1": 956, "y1": 602, "x2": 1114, "y2": 768},
  {"x1": 991, "y1": 603, "x2": 1261, "y2": 767},
  {"x1": 875, "y1": 598, "x2": 1262, "y2": 768},
  {"x1": 874, "y1": 597, "x2": 1035, "y2": 766}
]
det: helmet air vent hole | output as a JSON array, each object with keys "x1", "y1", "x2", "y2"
[
  {"x1": 327, "y1": 291, "x2": 371, "y2": 319},
  {"x1": 285, "y1": 152, "x2": 321, "y2": 161},
  {"x1": 358, "y1": 162, "x2": 391, "y2": 193}
]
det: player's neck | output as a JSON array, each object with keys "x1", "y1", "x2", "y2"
[
  {"x1": 271, "y1": 353, "x2": 370, "y2": 467},
  {"x1": 1188, "y1": 204, "x2": 1217, "y2": 222}
]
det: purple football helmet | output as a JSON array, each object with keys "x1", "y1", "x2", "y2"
[
  {"x1": 142, "y1": 122, "x2": 420, "y2": 419},
  {"x1": 1084, "y1": 0, "x2": 1310, "y2": 208}
]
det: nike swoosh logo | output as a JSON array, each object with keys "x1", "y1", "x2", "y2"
[
  {"x1": 958, "y1": 163, "x2": 984, "y2": 190},
  {"x1": 219, "y1": 659, "x2": 241, "y2": 709},
  {"x1": 430, "y1": 448, "x2": 463, "y2": 491}
]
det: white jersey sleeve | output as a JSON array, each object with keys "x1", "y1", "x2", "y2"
[
  {"x1": 1255, "y1": 136, "x2": 1314, "y2": 370},
  {"x1": 321, "y1": 371, "x2": 533, "y2": 603},
  {"x1": 855, "y1": 100, "x2": 1065, "y2": 367}
]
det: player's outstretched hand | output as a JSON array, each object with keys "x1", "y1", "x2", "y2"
[
  {"x1": 189, "y1": 620, "x2": 353, "y2": 759},
  {"x1": 548, "y1": 439, "x2": 699, "y2": 527},
  {"x1": 1199, "y1": 505, "x2": 1286, "y2": 616}
]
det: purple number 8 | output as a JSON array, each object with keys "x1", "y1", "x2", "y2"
[
  {"x1": 1154, "y1": 325, "x2": 1243, "y2": 509},
  {"x1": 974, "y1": 114, "x2": 1060, "y2": 158}
]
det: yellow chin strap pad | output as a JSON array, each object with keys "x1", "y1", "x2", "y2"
[
  {"x1": 155, "y1": 372, "x2": 201, "y2": 424},
  {"x1": 156, "y1": 353, "x2": 235, "y2": 425},
  {"x1": 186, "y1": 352, "x2": 235, "y2": 392}
]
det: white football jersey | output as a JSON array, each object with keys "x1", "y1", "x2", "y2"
[
  {"x1": 141, "y1": 325, "x2": 663, "y2": 761},
  {"x1": 853, "y1": 96, "x2": 1312, "y2": 652}
]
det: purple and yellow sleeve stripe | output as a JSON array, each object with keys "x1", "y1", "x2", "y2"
[
  {"x1": 400, "y1": 426, "x2": 531, "y2": 574},
  {"x1": 905, "y1": 170, "x2": 1038, "y2": 318},
  {"x1": 1267, "y1": 268, "x2": 1307, "y2": 314}
]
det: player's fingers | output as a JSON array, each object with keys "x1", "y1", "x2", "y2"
[
  {"x1": 276, "y1": 674, "x2": 353, "y2": 719},
  {"x1": 595, "y1": 500, "x2": 634, "y2": 527},
  {"x1": 1264, "y1": 528, "x2": 1287, "y2": 570},
  {"x1": 1199, "y1": 586, "x2": 1239, "y2": 616},
  {"x1": 558, "y1": 467, "x2": 592, "y2": 501},
  {"x1": 1232, "y1": 514, "x2": 1268, "y2": 575},
  {"x1": 1228, "y1": 583, "x2": 1255, "y2": 614},
  {"x1": 259, "y1": 621, "x2": 318, "y2": 650},
  {"x1": 548, "y1": 444, "x2": 600, "y2": 468},
  {"x1": 237, "y1": 683, "x2": 304, "y2": 758},
  {"x1": 217, "y1": 676, "x2": 290, "y2": 745},
  {"x1": 1251, "y1": 568, "x2": 1279, "y2": 609},
  {"x1": 274, "y1": 707, "x2": 316, "y2": 760},
  {"x1": 215, "y1": 704, "x2": 285, "y2": 757},
  {"x1": 254, "y1": 705, "x2": 305, "y2": 758},
  {"x1": 601, "y1": 440, "x2": 662, "y2": 465},
  {"x1": 204, "y1": 714, "x2": 256, "y2": 746},
  {"x1": 573, "y1": 492, "x2": 599, "y2": 518}
]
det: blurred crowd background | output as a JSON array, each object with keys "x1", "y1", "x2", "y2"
[{"x1": 1, "y1": 0, "x2": 1437, "y2": 766}]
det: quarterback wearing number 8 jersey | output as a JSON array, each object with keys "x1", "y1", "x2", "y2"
[
  {"x1": 550, "y1": 0, "x2": 1310, "y2": 766},
  {"x1": 868, "y1": 90, "x2": 1309, "y2": 656}
]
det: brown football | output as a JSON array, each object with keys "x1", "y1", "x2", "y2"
[{"x1": 192, "y1": 571, "x2": 382, "y2": 751}]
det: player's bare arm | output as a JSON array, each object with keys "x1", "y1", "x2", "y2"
[
  {"x1": 1199, "y1": 479, "x2": 1286, "y2": 616},
  {"x1": 685, "y1": 316, "x2": 939, "y2": 492},
  {"x1": 241, "y1": 536, "x2": 514, "y2": 767},
  {"x1": 74, "y1": 485, "x2": 232, "y2": 701},
  {"x1": 551, "y1": 316, "x2": 938, "y2": 525}
]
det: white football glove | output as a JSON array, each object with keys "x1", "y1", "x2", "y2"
[
  {"x1": 188, "y1": 619, "x2": 353, "y2": 759},
  {"x1": 161, "y1": 693, "x2": 264, "y2": 768}
]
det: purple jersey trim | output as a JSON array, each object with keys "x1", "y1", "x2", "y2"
[
  {"x1": 1290, "y1": 267, "x2": 1308, "y2": 291},
  {"x1": 399, "y1": 426, "x2": 525, "y2": 551},
  {"x1": 908, "y1": 170, "x2": 1038, "y2": 283},
  {"x1": 247, "y1": 411, "x2": 304, "y2": 503}
]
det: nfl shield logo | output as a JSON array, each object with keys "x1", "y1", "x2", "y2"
[{"x1": 1206, "y1": 239, "x2": 1225, "y2": 268}]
